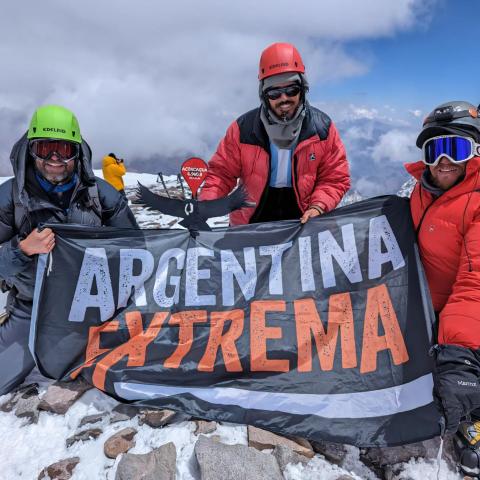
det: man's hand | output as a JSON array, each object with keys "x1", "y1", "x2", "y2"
[
  {"x1": 300, "y1": 205, "x2": 324, "y2": 224},
  {"x1": 19, "y1": 228, "x2": 55, "y2": 256}
]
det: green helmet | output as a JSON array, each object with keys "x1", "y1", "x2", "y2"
[{"x1": 27, "y1": 105, "x2": 82, "y2": 144}]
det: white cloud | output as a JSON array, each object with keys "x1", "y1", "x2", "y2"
[
  {"x1": 0, "y1": 0, "x2": 435, "y2": 173},
  {"x1": 371, "y1": 129, "x2": 418, "y2": 164},
  {"x1": 409, "y1": 109, "x2": 423, "y2": 117}
]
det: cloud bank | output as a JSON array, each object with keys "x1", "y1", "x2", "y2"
[{"x1": 0, "y1": 0, "x2": 432, "y2": 180}]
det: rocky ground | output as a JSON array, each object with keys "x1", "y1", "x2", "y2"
[{"x1": 0, "y1": 377, "x2": 464, "y2": 480}]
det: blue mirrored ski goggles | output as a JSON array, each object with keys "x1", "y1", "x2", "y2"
[{"x1": 422, "y1": 135, "x2": 480, "y2": 166}]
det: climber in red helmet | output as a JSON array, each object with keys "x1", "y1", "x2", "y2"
[{"x1": 200, "y1": 42, "x2": 350, "y2": 225}]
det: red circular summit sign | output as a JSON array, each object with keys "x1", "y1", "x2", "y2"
[{"x1": 181, "y1": 157, "x2": 208, "y2": 198}]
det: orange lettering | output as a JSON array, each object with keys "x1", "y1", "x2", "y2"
[
  {"x1": 198, "y1": 310, "x2": 244, "y2": 372},
  {"x1": 250, "y1": 300, "x2": 289, "y2": 372},
  {"x1": 294, "y1": 295, "x2": 357, "y2": 372},
  {"x1": 70, "y1": 321, "x2": 119, "y2": 380},
  {"x1": 360, "y1": 284, "x2": 409, "y2": 373},
  {"x1": 92, "y1": 311, "x2": 167, "y2": 390},
  {"x1": 163, "y1": 310, "x2": 207, "y2": 368}
]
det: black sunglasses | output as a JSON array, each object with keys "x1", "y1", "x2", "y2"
[{"x1": 264, "y1": 84, "x2": 302, "y2": 100}]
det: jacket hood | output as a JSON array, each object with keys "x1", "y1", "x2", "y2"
[
  {"x1": 102, "y1": 155, "x2": 117, "y2": 167},
  {"x1": 10, "y1": 132, "x2": 96, "y2": 199}
]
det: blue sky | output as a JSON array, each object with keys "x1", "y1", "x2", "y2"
[{"x1": 314, "y1": 0, "x2": 479, "y2": 115}]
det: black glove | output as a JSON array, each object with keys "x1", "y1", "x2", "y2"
[{"x1": 433, "y1": 344, "x2": 480, "y2": 432}]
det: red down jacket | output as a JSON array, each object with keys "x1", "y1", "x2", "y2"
[
  {"x1": 405, "y1": 157, "x2": 480, "y2": 348},
  {"x1": 200, "y1": 105, "x2": 350, "y2": 225}
]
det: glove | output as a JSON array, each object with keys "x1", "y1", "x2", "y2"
[{"x1": 432, "y1": 344, "x2": 480, "y2": 432}]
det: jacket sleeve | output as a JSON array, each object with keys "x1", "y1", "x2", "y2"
[
  {"x1": 308, "y1": 122, "x2": 351, "y2": 212},
  {"x1": 199, "y1": 121, "x2": 242, "y2": 201},
  {"x1": 96, "y1": 179, "x2": 138, "y2": 228},
  {"x1": 0, "y1": 181, "x2": 33, "y2": 281},
  {"x1": 439, "y1": 210, "x2": 480, "y2": 348}
]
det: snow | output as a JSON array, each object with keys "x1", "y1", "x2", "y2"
[
  {"x1": 93, "y1": 169, "x2": 172, "y2": 188},
  {"x1": 0, "y1": 172, "x2": 463, "y2": 479}
]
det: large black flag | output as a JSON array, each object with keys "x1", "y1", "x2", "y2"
[{"x1": 30, "y1": 195, "x2": 441, "y2": 446}]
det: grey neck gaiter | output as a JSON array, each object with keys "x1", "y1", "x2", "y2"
[
  {"x1": 260, "y1": 103, "x2": 305, "y2": 149},
  {"x1": 420, "y1": 169, "x2": 444, "y2": 197}
]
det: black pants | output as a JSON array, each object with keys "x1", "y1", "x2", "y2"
[{"x1": 250, "y1": 187, "x2": 301, "y2": 223}]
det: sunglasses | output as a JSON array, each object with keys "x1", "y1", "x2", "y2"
[
  {"x1": 264, "y1": 84, "x2": 302, "y2": 101},
  {"x1": 421, "y1": 135, "x2": 480, "y2": 167},
  {"x1": 29, "y1": 139, "x2": 79, "y2": 163}
]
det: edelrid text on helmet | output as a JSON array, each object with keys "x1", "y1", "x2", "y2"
[
  {"x1": 28, "y1": 105, "x2": 82, "y2": 144},
  {"x1": 259, "y1": 42, "x2": 305, "y2": 80},
  {"x1": 417, "y1": 101, "x2": 480, "y2": 147}
]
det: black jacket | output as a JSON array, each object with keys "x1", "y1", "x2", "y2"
[{"x1": 0, "y1": 133, "x2": 138, "y2": 316}]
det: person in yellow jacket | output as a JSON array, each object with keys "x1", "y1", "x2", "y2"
[{"x1": 102, "y1": 152, "x2": 127, "y2": 197}]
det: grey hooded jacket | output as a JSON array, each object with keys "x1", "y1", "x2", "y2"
[{"x1": 0, "y1": 133, "x2": 138, "y2": 318}]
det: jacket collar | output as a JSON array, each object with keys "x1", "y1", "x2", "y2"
[
  {"x1": 253, "y1": 102, "x2": 318, "y2": 152},
  {"x1": 405, "y1": 156, "x2": 480, "y2": 196}
]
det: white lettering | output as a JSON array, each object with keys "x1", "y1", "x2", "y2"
[
  {"x1": 368, "y1": 215, "x2": 406, "y2": 279},
  {"x1": 68, "y1": 248, "x2": 115, "y2": 322},
  {"x1": 185, "y1": 247, "x2": 216, "y2": 306},
  {"x1": 153, "y1": 248, "x2": 185, "y2": 308},
  {"x1": 221, "y1": 248, "x2": 257, "y2": 306},
  {"x1": 118, "y1": 249, "x2": 154, "y2": 308},
  {"x1": 259, "y1": 242, "x2": 292, "y2": 295},
  {"x1": 318, "y1": 224, "x2": 362, "y2": 288}
]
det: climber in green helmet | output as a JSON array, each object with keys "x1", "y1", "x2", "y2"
[{"x1": 0, "y1": 105, "x2": 138, "y2": 395}]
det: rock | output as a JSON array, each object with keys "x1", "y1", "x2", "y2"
[
  {"x1": 311, "y1": 440, "x2": 347, "y2": 465},
  {"x1": 362, "y1": 442, "x2": 427, "y2": 467},
  {"x1": 104, "y1": 427, "x2": 137, "y2": 459},
  {"x1": 38, "y1": 378, "x2": 92, "y2": 414},
  {"x1": 78, "y1": 412, "x2": 108, "y2": 428},
  {"x1": 195, "y1": 435, "x2": 283, "y2": 480},
  {"x1": 66, "y1": 428, "x2": 103, "y2": 447},
  {"x1": 138, "y1": 409, "x2": 176, "y2": 428},
  {"x1": 248, "y1": 426, "x2": 315, "y2": 458},
  {"x1": 15, "y1": 394, "x2": 41, "y2": 424},
  {"x1": 110, "y1": 404, "x2": 140, "y2": 423},
  {"x1": 273, "y1": 445, "x2": 309, "y2": 472},
  {"x1": 361, "y1": 437, "x2": 459, "y2": 479},
  {"x1": 115, "y1": 442, "x2": 176, "y2": 480},
  {"x1": 38, "y1": 457, "x2": 80, "y2": 480},
  {"x1": 0, "y1": 383, "x2": 39, "y2": 413},
  {"x1": 334, "y1": 476, "x2": 356, "y2": 480},
  {"x1": 194, "y1": 420, "x2": 217, "y2": 435}
]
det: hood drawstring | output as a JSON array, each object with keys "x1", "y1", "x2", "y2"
[{"x1": 436, "y1": 416, "x2": 446, "y2": 480}]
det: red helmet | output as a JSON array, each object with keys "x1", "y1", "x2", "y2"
[{"x1": 258, "y1": 42, "x2": 305, "y2": 80}]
